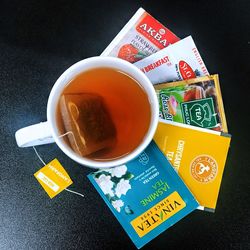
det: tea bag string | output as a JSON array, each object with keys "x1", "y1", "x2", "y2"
[
  {"x1": 33, "y1": 131, "x2": 84, "y2": 198},
  {"x1": 58, "y1": 131, "x2": 81, "y2": 154},
  {"x1": 54, "y1": 131, "x2": 84, "y2": 197}
]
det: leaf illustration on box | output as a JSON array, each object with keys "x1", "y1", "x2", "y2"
[{"x1": 124, "y1": 205, "x2": 134, "y2": 215}]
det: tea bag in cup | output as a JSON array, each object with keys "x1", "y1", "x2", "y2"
[{"x1": 59, "y1": 94, "x2": 117, "y2": 156}]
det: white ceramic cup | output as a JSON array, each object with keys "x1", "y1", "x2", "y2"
[{"x1": 15, "y1": 57, "x2": 159, "y2": 168}]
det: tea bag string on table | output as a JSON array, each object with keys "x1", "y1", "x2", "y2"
[{"x1": 33, "y1": 131, "x2": 84, "y2": 198}]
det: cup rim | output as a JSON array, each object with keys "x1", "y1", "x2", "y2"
[{"x1": 47, "y1": 56, "x2": 159, "y2": 169}]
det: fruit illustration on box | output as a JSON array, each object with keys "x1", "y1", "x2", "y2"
[
  {"x1": 184, "y1": 86, "x2": 205, "y2": 102},
  {"x1": 167, "y1": 96, "x2": 178, "y2": 116},
  {"x1": 118, "y1": 44, "x2": 147, "y2": 63}
]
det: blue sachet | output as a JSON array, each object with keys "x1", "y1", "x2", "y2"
[{"x1": 88, "y1": 141, "x2": 198, "y2": 248}]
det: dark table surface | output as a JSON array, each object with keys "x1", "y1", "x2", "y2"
[{"x1": 1, "y1": 0, "x2": 250, "y2": 249}]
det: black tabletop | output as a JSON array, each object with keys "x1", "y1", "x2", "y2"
[{"x1": 1, "y1": 0, "x2": 250, "y2": 249}]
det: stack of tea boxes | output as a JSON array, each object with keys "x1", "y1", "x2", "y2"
[{"x1": 88, "y1": 8, "x2": 231, "y2": 248}]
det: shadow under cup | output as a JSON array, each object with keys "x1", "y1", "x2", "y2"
[{"x1": 48, "y1": 57, "x2": 158, "y2": 168}]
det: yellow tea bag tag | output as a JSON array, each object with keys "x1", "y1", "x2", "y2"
[{"x1": 34, "y1": 158, "x2": 73, "y2": 198}]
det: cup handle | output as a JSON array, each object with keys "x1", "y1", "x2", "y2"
[{"x1": 15, "y1": 121, "x2": 55, "y2": 147}]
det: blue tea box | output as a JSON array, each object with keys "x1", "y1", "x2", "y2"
[{"x1": 88, "y1": 141, "x2": 198, "y2": 248}]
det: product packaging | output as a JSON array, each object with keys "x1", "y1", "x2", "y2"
[
  {"x1": 154, "y1": 119, "x2": 231, "y2": 211},
  {"x1": 134, "y1": 36, "x2": 208, "y2": 84},
  {"x1": 101, "y1": 7, "x2": 179, "y2": 63},
  {"x1": 88, "y1": 141, "x2": 198, "y2": 248},
  {"x1": 154, "y1": 74, "x2": 228, "y2": 132}
]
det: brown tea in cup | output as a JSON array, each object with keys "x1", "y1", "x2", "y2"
[{"x1": 56, "y1": 67, "x2": 151, "y2": 161}]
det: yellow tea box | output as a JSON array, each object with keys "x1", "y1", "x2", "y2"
[{"x1": 154, "y1": 119, "x2": 231, "y2": 211}]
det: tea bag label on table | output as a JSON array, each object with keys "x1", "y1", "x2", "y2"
[
  {"x1": 88, "y1": 141, "x2": 198, "y2": 249},
  {"x1": 154, "y1": 75, "x2": 228, "y2": 132},
  {"x1": 101, "y1": 7, "x2": 179, "y2": 63},
  {"x1": 154, "y1": 119, "x2": 231, "y2": 211},
  {"x1": 34, "y1": 159, "x2": 73, "y2": 198},
  {"x1": 134, "y1": 36, "x2": 208, "y2": 84},
  {"x1": 59, "y1": 94, "x2": 116, "y2": 156}
]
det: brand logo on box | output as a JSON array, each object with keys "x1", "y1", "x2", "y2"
[
  {"x1": 136, "y1": 14, "x2": 179, "y2": 49},
  {"x1": 130, "y1": 191, "x2": 186, "y2": 237},
  {"x1": 181, "y1": 98, "x2": 217, "y2": 129},
  {"x1": 190, "y1": 155, "x2": 218, "y2": 183},
  {"x1": 178, "y1": 60, "x2": 196, "y2": 79},
  {"x1": 138, "y1": 151, "x2": 149, "y2": 165}
]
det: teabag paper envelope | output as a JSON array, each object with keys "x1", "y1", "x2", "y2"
[
  {"x1": 101, "y1": 7, "x2": 180, "y2": 63},
  {"x1": 134, "y1": 36, "x2": 209, "y2": 84},
  {"x1": 88, "y1": 141, "x2": 198, "y2": 249},
  {"x1": 154, "y1": 119, "x2": 231, "y2": 212},
  {"x1": 154, "y1": 74, "x2": 228, "y2": 133}
]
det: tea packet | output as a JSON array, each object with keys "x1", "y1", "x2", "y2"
[
  {"x1": 154, "y1": 119, "x2": 231, "y2": 212},
  {"x1": 134, "y1": 36, "x2": 209, "y2": 84},
  {"x1": 59, "y1": 94, "x2": 116, "y2": 156},
  {"x1": 88, "y1": 141, "x2": 198, "y2": 249},
  {"x1": 101, "y1": 7, "x2": 179, "y2": 63},
  {"x1": 154, "y1": 74, "x2": 228, "y2": 132}
]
